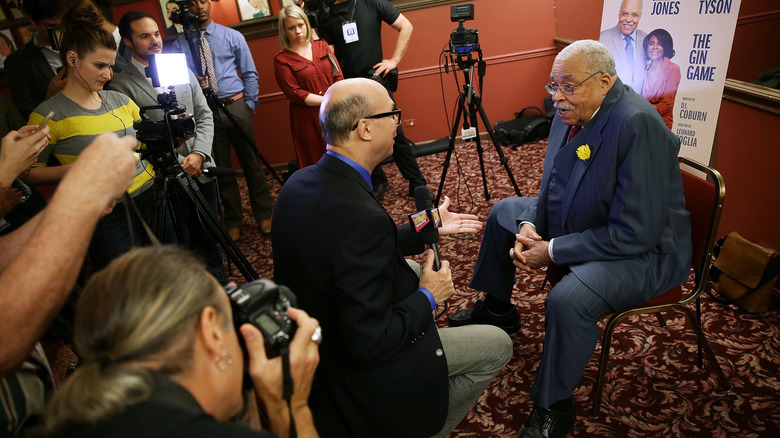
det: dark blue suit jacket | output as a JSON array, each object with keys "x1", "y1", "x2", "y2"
[
  {"x1": 5, "y1": 41, "x2": 55, "y2": 121},
  {"x1": 520, "y1": 78, "x2": 691, "y2": 309},
  {"x1": 271, "y1": 153, "x2": 448, "y2": 438}
]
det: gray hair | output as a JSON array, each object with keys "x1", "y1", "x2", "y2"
[
  {"x1": 557, "y1": 39, "x2": 617, "y2": 77},
  {"x1": 320, "y1": 92, "x2": 373, "y2": 145},
  {"x1": 44, "y1": 246, "x2": 231, "y2": 433}
]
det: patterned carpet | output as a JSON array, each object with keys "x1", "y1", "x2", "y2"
[{"x1": 229, "y1": 138, "x2": 780, "y2": 437}]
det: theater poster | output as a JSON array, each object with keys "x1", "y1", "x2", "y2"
[{"x1": 599, "y1": 0, "x2": 742, "y2": 164}]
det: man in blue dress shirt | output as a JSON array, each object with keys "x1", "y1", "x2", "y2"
[{"x1": 171, "y1": 0, "x2": 273, "y2": 240}]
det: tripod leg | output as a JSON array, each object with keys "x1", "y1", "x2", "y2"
[
  {"x1": 468, "y1": 101, "x2": 492, "y2": 201},
  {"x1": 175, "y1": 172, "x2": 259, "y2": 282},
  {"x1": 473, "y1": 94, "x2": 523, "y2": 197},
  {"x1": 151, "y1": 177, "x2": 171, "y2": 241},
  {"x1": 435, "y1": 92, "x2": 467, "y2": 206},
  {"x1": 210, "y1": 94, "x2": 284, "y2": 185}
]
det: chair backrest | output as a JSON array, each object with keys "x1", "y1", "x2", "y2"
[{"x1": 679, "y1": 156, "x2": 726, "y2": 296}]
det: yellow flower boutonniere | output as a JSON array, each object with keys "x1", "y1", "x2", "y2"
[{"x1": 576, "y1": 144, "x2": 591, "y2": 162}]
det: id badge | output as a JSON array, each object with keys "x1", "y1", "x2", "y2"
[{"x1": 342, "y1": 21, "x2": 359, "y2": 44}]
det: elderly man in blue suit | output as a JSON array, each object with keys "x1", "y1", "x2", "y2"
[
  {"x1": 599, "y1": 0, "x2": 647, "y2": 92},
  {"x1": 449, "y1": 39, "x2": 691, "y2": 438}
]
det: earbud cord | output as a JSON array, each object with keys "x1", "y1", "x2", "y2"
[{"x1": 72, "y1": 58, "x2": 127, "y2": 136}]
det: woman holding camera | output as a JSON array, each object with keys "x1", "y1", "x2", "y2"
[
  {"x1": 25, "y1": 0, "x2": 164, "y2": 269},
  {"x1": 274, "y1": 5, "x2": 343, "y2": 169},
  {"x1": 44, "y1": 246, "x2": 321, "y2": 438}
]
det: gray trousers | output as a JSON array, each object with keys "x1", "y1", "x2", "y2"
[
  {"x1": 405, "y1": 260, "x2": 512, "y2": 436},
  {"x1": 432, "y1": 326, "x2": 512, "y2": 437}
]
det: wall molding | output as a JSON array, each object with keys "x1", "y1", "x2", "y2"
[
  {"x1": 257, "y1": 46, "x2": 558, "y2": 103},
  {"x1": 234, "y1": 0, "x2": 464, "y2": 40},
  {"x1": 723, "y1": 79, "x2": 780, "y2": 116},
  {"x1": 735, "y1": 10, "x2": 780, "y2": 26}
]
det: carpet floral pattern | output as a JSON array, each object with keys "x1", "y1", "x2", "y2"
[{"x1": 229, "y1": 139, "x2": 780, "y2": 437}]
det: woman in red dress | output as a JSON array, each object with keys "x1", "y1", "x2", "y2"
[{"x1": 274, "y1": 5, "x2": 343, "y2": 168}]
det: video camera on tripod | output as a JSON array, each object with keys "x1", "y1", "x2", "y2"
[
  {"x1": 169, "y1": 0, "x2": 200, "y2": 29},
  {"x1": 449, "y1": 4, "x2": 479, "y2": 55},
  {"x1": 134, "y1": 53, "x2": 195, "y2": 168}
]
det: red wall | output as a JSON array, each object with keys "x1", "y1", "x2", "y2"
[{"x1": 108, "y1": 0, "x2": 559, "y2": 166}]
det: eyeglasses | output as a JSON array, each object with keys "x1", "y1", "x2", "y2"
[
  {"x1": 544, "y1": 71, "x2": 603, "y2": 96},
  {"x1": 351, "y1": 108, "x2": 402, "y2": 130}
]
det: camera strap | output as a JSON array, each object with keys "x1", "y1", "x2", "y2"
[
  {"x1": 122, "y1": 192, "x2": 162, "y2": 247},
  {"x1": 280, "y1": 340, "x2": 297, "y2": 438}
]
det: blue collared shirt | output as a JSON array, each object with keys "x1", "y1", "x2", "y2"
[
  {"x1": 326, "y1": 151, "x2": 372, "y2": 188},
  {"x1": 170, "y1": 21, "x2": 259, "y2": 111}
]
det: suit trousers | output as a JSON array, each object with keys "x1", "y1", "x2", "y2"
[
  {"x1": 211, "y1": 97, "x2": 273, "y2": 228},
  {"x1": 432, "y1": 325, "x2": 512, "y2": 438},
  {"x1": 469, "y1": 196, "x2": 536, "y2": 300}
]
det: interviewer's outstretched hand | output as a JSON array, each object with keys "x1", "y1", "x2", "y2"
[{"x1": 437, "y1": 196, "x2": 482, "y2": 235}]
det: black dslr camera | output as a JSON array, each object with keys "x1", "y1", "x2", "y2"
[
  {"x1": 227, "y1": 279, "x2": 298, "y2": 359},
  {"x1": 449, "y1": 4, "x2": 479, "y2": 54}
]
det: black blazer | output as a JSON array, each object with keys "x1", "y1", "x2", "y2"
[
  {"x1": 272, "y1": 153, "x2": 448, "y2": 438},
  {"x1": 5, "y1": 41, "x2": 56, "y2": 121}
]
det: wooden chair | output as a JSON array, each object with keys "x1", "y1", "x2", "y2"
[{"x1": 589, "y1": 156, "x2": 731, "y2": 417}]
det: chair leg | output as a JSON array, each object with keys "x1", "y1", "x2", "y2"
[
  {"x1": 677, "y1": 305, "x2": 731, "y2": 391},
  {"x1": 696, "y1": 297, "x2": 703, "y2": 368},
  {"x1": 654, "y1": 312, "x2": 667, "y2": 328},
  {"x1": 591, "y1": 315, "x2": 623, "y2": 417}
]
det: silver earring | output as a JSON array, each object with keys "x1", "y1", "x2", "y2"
[{"x1": 222, "y1": 351, "x2": 234, "y2": 366}]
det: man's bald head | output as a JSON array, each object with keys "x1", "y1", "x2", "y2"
[{"x1": 320, "y1": 78, "x2": 388, "y2": 146}]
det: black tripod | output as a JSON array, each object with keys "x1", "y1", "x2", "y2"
[
  {"x1": 182, "y1": 25, "x2": 284, "y2": 185},
  {"x1": 435, "y1": 53, "x2": 522, "y2": 205},
  {"x1": 144, "y1": 144, "x2": 259, "y2": 282}
]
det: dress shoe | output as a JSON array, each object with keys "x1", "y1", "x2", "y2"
[
  {"x1": 228, "y1": 227, "x2": 240, "y2": 241},
  {"x1": 448, "y1": 300, "x2": 521, "y2": 333},
  {"x1": 259, "y1": 219, "x2": 272, "y2": 235},
  {"x1": 518, "y1": 400, "x2": 575, "y2": 438},
  {"x1": 372, "y1": 182, "x2": 390, "y2": 200}
]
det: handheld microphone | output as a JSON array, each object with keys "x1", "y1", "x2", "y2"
[
  {"x1": 201, "y1": 167, "x2": 238, "y2": 177},
  {"x1": 412, "y1": 186, "x2": 441, "y2": 271}
]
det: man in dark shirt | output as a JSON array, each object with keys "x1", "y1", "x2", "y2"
[
  {"x1": 5, "y1": 0, "x2": 68, "y2": 121},
  {"x1": 316, "y1": 0, "x2": 426, "y2": 199}
]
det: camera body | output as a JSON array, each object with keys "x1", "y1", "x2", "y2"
[
  {"x1": 227, "y1": 278, "x2": 298, "y2": 359},
  {"x1": 450, "y1": 25, "x2": 479, "y2": 54},
  {"x1": 170, "y1": 0, "x2": 199, "y2": 29},
  {"x1": 135, "y1": 90, "x2": 195, "y2": 164},
  {"x1": 301, "y1": 0, "x2": 335, "y2": 28},
  {"x1": 449, "y1": 4, "x2": 479, "y2": 54},
  {"x1": 135, "y1": 54, "x2": 196, "y2": 166}
]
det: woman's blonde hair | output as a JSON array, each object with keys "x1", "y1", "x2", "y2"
[
  {"x1": 278, "y1": 4, "x2": 312, "y2": 50},
  {"x1": 58, "y1": 0, "x2": 117, "y2": 67},
  {"x1": 44, "y1": 246, "x2": 231, "y2": 434}
]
